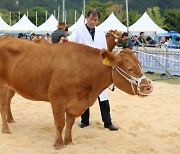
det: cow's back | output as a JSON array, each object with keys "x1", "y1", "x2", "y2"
[{"x1": 0, "y1": 38, "x2": 106, "y2": 102}]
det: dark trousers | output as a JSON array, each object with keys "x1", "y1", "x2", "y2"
[{"x1": 81, "y1": 97, "x2": 112, "y2": 126}]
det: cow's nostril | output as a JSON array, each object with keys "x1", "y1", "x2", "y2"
[{"x1": 147, "y1": 86, "x2": 151, "y2": 90}]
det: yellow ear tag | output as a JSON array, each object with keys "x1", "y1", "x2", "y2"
[{"x1": 103, "y1": 58, "x2": 110, "y2": 65}]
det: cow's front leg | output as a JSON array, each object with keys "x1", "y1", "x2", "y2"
[
  {"x1": 50, "y1": 102, "x2": 66, "y2": 150},
  {"x1": 0, "y1": 87, "x2": 10, "y2": 133},
  {"x1": 64, "y1": 112, "x2": 75, "y2": 145},
  {"x1": 6, "y1": 89, "x2": 15, "y2": 123},
  {"x1": 0, "y1": 100, "x2": 11, "y2": 133}
]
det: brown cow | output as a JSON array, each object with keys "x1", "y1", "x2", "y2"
[
  {"x1": 31, "y1": 37, "x2": 49, "y2": 43},
  {"x1": 0, "y1": 37, "x2": 152, "y2": 149},
  {"x1": 5, "y1": 32, "x2": 124, "y2": 124},
  {"x1": 106, "y1": 30, "x2": 123, "y2": 51}
]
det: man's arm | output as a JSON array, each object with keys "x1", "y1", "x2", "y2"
[{"x1": 60, "y1": 30, "x2": 78, "y2": 43}]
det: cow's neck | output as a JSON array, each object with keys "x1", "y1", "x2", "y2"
[{"x1": 93, "y1": 64, "x2": 112, "y2": 95}]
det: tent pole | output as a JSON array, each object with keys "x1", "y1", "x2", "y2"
[
  {"x1": 83, "y1": 0, "x2": 85, "y2": 23},
  {"x1": 58, "y1": 6, "x2": 60, "y2": 22},
  {"x1": 125, "y1": 0, "x2": 129, "y2": 32},
  {"x1": 74, "y1": 10, "x2": 77, "y2": 23},
  {"x1": 36, "y1": 11, "x2": 38, "y2": 26}
]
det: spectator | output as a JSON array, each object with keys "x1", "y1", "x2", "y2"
[
  {"x1": 30, "y1": 33, "x2": 36, "y2": 41},
  {"x1": 146, "y1": 36, "x2": 159, "y2": 47},
  {"x1": 45, "y1": 33, "x2": 51, "y2": 43},
  {"x1": 51, "y1": 22, "x2": 66, "y2": 43},
  {"x1": 138, "y1": 32, "x2": 147, "y2": 46},
  {"x1": 160, "y1": 36, "x2": 168, "y2": 48},
  {"x1": 178, "y1": 40, "x2": 180, "y2": 49},
  {"x1": 64, "y1": 26, "x2": 69, "y2": 37},
  {"x1": 18, "y1": 33, "x2": 24, "y2": 39},
  {"x1": 131, "y1": 35, "x2": 139, "y2": 46},
  {"x1": 121, "y1": 32, "x2": 133, "y2": 49}
]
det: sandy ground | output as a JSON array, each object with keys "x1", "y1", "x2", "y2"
[{"x1": 0, "y1": 81, "x2": 180, "y2": 154}]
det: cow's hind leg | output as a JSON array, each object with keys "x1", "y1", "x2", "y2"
[
  {"x1": 0, "y1": 86, "x2": 11, "y2": 133},
  {"x1": 64, "y1": 112, "x2": 75, "y2": 145},
  {"x1": 50, "y1": 100, "x2": 66, "y2": 150},
  {"x1": 7, "y1": 89, "x2": 15, "y2": 123}
]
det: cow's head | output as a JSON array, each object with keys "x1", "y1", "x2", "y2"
[
  {"x1": 106, "y1": 30, "x2": 123, "y2": 51},
  {"x1": 100, "y1": 49, "x2": 153, "y2": 96}
]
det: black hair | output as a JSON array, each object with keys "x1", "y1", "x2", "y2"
[
  {"x1": 146, "y1": 36, "x2": 152, "y2": 41},
  {"x1": 65, "y1": 26, "x2": 68, "y2": 31},
  {"x1": 86, "y1": 9, "x2": 100, "y2": 19},
  {"x1": 18, "y1": 33, "x2": 23, "y2": 38},
  {"x1": 140, "y1": 32, "x2": 144, "y2": 35}
]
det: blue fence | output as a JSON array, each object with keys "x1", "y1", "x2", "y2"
[{"x1": 113, "y1": 47, "x2": 180, "y2": 76}]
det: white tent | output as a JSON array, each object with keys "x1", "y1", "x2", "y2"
[
  {"x1": 97, "y1": 12, "x2": 127, "y2": 32},
  {"x1": 0, "y1": 16, "x2": 11, "y2": 31},
  {"x1": 10, "y1": 14, "x2": 37, "y2": 32},
  {"x1": 36, "y1": 14, "x2": 58, "y2": 34},
  {"x1": 69, "y1": 14, "x2": 86, "y2": 31},
  {"x1": 129, "y1": 12, "x2": 167, "y2": 35}
]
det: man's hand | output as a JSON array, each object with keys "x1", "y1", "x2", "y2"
[{"x1": 60, "y1": 37, "x2": 68, "y2": 42}]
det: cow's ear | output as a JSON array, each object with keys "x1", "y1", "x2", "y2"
[{"x1": 100, "y1": 49, "x2": 116, "y2": 66}]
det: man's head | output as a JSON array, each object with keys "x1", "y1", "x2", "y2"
[
  {"x1": 146, "y1": 36, "x2": 152, "y2": 43},
  {"x1": 57, "y1": 22, "x2": 66, "y2": 30},
  {"x1": 86, "y1": 10, "x2": 100, "y2": 29},
  {"x1": 121, "y1": 32, "x2": 129, "y2": 40},
  {"x1": 140, "y1": 32, "x2": 145, "y2": 37},
  {"x1": 18, "y1": 33, "x2": 23, "y2": 39}
]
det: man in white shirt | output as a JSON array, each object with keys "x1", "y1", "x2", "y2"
[{"x1": 61, "y1": 10, "x2": 118, "y2": 131}]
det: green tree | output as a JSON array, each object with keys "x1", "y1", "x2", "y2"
[
  {"x1": 0, "y1": 9, "x2": 11, "y2": 25},
  {"x1": 66, "y1": 9, "x2": 78, "y2": 26},
  {"x1": 147, "y1": 6, "x2": 164, "y2": 28},
  {"x1": 164, "y1": 9, "x2": 180, "y2": 32},
  {"x1": 85, "y1": 0, "x2": 114, "y2": 23},
  {"x1": 28, "y1": 6, "x2": 48, "y2": 26},
  {"x1": 106, "y1": 3, "x2": 123, "y2": 20},
  {"x1": 128, "y1": 11, "x2": 141, "y2": 26}
]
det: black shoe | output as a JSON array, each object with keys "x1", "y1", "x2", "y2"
[
  {"x1": 78, "y1": 123, "x2": 89, "y2": 128},
  {"x1": 104, "y1": 124, "x2": 118, "y2": 131}
]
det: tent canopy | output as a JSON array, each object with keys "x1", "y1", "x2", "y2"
[
  {"x1": 11, "y1": 14, "x2": 37, "y2": 32},
  {"x1": 69, "y1": 14, "x2": 86, "y2": 31},
  {"x1": 36, "y1": 14, "x2": 58, "y2": 34},
  {"x1": 0, "y1": 16, "x2": 11, "y2": 31},
  {"x1": 129, "y1": 12, "x2": 167, "y2": 35},
  {"x1": 97, "y1": 12, "x2": 127, "y2": 32}
]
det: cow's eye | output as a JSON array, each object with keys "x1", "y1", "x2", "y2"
[{"x1": 127, "y1": 68, "x2": 132, "y2": 72}]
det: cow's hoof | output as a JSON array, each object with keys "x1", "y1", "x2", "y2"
[
  {"x1": 64, "y1": 141, "x2": 73, "y2": 145},
  {"x1": 54, "y1": 143, "x2": 64, "y2": 150},
  {"x1": 7, "y1": 119, "x2": 15, "y2": 123},
  {"x1": 2, "y1": 129, "x2": 11, "y2": 134}
]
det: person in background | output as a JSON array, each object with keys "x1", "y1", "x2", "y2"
[
  {"x1": 131, "y1": 35, "x2": 139, "y2": 46},
  {"x1": 178, "y1": 40, "x2": 180, "y2": 49},
  {"x1": 64, "y1": 26, "x2": 69, "y2": 37},
  {"x1": 160, "y1": 36, "x2": 168, "y2": 48},
  {"x1": 45, "y1": 33, "x2": 51, "y2": 43},
  {"x1": 121, "y1": 32, "x2": 133, "y2": 49},
  {"x1": 61, "y1": 9, "x2": 118, "y2": 131},
  {"x1": 51, "y1": 22, "x2": 66, "y2": 43},
  {"x1": 30, "y1": 33, "x2": 36, "y2": 41},
  {"x1": 138, "y1": 32, "x2": 147, "y2": 46},
  {"x1": 18, "y1": 33, "x2": 24, "y2": 39},
  {"x1": 146, "y1": 36, "x2": 159, "y2": 47}
]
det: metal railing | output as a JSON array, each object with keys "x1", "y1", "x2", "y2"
[{"x1": 113, "y1": 46, "x2": 180, "y2": 76}]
